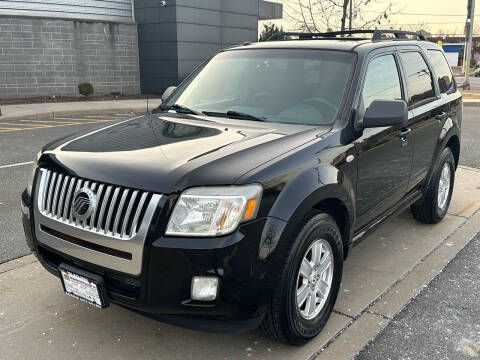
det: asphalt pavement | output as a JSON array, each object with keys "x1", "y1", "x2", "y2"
[
  {"x1": 0, "y1": 112, "x2": 136, "y2": 263},
  {"x1": 459, "y1": 107, "x2": 480, "y2": 169},
  {"x1": 356, "y1": 232, "x2": 480, "y2": 360}
]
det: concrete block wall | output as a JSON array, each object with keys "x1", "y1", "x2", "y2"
[{"x1": 0, "y1": 16, "x2": 140, "y2": 99}]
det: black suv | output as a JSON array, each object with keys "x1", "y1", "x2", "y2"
[{"x1": 21, "y1": 30, "x2": 461, "y2": 345}]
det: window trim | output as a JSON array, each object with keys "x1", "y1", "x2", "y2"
[
  {"x1": 398, "y1": 49, "x2": 438, "y2": 110},
  {"x1": 359, "y1": 51, "x2": 406, "y2": 111}
]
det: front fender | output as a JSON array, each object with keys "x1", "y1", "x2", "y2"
[{"x1": 260, "y1": 165, "x2": 355, "y2": 259}]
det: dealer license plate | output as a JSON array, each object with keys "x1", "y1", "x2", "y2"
[{"x1": 59, "y1": 264, "x2": 108, "y2": 308}]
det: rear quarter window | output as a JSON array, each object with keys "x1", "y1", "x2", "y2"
[
  {"x1": 400, "y1": 51, "x2": 436, "y2": 107},
  {"x1": 427, "y1": 49, "x2": 456, "y2": 94}
]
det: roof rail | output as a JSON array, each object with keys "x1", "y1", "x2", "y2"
[{"x1": 268, "y1": 30, "x2": 426, "y2": 42}]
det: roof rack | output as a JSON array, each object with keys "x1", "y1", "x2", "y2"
[{"x1": 269, "y1": 30, "x2": 426, "y2": 41}]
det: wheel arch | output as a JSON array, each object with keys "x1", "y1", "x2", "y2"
[
  {"x1": 445, "y1": 135, "x2": 460, "y2": 169},
  {"x1": 312, "y1": 198, "x2": 351, "y2": 259},
  {"x1": 264, "y1": 166, "x2": 355, "y2": 260}
]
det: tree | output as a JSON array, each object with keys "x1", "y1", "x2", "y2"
[
  {"x1": 259, "y1": 23, "x2": 285, "y2": 41},
  {"x1": 282, "y1": 0, "x2": 396, "y2": 33}
]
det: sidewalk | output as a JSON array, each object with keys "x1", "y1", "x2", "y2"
[{"x1": 0, "y1": 99, "x2": 162, "y2": 120}]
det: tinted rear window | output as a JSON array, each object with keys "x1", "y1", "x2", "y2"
[
  {"x1": 400, "y1": 52, "x2": 436, "y2": 107},
  {"x1": 427, "y1": 50, "x2": 456, "y2": 94}
]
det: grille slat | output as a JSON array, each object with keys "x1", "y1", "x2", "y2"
[
  {"x1": 113, "y1": 189, "x2": 130, "y2": 236},
  {"x1": 41, "y1": 170, "x2": 51, "y2": 212},
  {"x1": 130, "y1": 192, "x2": 148, "y2": 238},
  {"x1": 63, "y1": 177, "x2": 76, "y2": 221},
  {"x1": 104, "y1": 187, "x2": 121, "y2": 234},
  {"x1": 46, "y1": 172, "x2": 57, "y2": 215},
  {"x1": 90, "y1": 184, "x2": 104, "y2": 230},
  {"x1": 51, "y1": 174, "x2": 63, "y2": 217},
  {"x1": 38, "y1": 169, "x2": 152, "y2": 240},
  {"x1": 97, "y1": 185, "x2": 112, "y2": 230},
  {"x1": 121, "y1": 190, "x2": 138, "y2": 238},
  {"x1": 69, "y1": 178, "x2": 82, "y2": 223},
  {"x1": 57, "y1": 175, "x2": 70, "y2": 220}
]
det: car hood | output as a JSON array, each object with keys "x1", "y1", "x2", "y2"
[{"x1": 40, "y1": 112, "x2": 329, "y2": 194}]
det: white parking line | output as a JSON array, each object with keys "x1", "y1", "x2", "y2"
[{"x1": 0, "y1": 161, "x2": 34, "y2": 169}]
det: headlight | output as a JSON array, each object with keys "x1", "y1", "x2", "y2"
[{"x1": 166, "y1": 184, "x2": 263, "y2": 236}]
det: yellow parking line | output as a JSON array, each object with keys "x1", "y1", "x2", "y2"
[
  {"x1": 0, "y1": 127, "x2": 45, "y2": 132},
  {"x1": 0, "y1": 122, "x2": 50, "y2": 127},
  {"x1": 83, "y1": 115, "x2": 126, "y2": 118},
  {"x1": 50, "y1": 118, "x2": 114, "y2": 122},
  {"x1": 20, "y1": 119, "x2": 85, "y2": 125},
  {"x1": 0, "y1": 120, "x2": 109, "y2": 133}
]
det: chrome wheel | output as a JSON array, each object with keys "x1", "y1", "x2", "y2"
[
  {"x1": 296, "y1": 239, "x2": 334, "y2": 320},
  {"x1": 437, "y1": 163, "x2": 451, "y2": 210}
]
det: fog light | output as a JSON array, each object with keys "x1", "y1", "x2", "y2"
[{"x1": 191, "y1": 276, "x2": 219, "y2": 301}]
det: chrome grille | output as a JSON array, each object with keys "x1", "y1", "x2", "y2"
[{"x1": 37, "y1": 169, "x2": 152, "y2": 240}]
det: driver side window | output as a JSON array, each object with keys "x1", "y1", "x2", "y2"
[{"x1": 362, "y1": 54, "x2": 402, "y2": 109}]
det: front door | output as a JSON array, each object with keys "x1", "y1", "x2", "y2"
[{"x1": 354, "y1": 52, "x2": 414, "y2": 229}]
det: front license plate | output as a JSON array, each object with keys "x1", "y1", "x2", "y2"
[{"x1": 59, "y1": 263, "x2": 109, "y2": 309}]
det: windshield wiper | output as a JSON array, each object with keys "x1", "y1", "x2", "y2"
[
  {"x1": 156, "y1": 103, "x2": 201, "y2": 115},
  {"x1": 227, "y1": 111, "x2": 266, "y2": 122},
  {"x1": 202, "y1": 110, "x2": 266, "y2": 122}
]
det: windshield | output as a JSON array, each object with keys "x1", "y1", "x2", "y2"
[{"x1": 166, "y1": 49, "x2": 354, "y2": 126}]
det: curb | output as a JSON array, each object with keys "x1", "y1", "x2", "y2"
[
  {"x1": 0, "y1": 106, "x2": 154, "y2": 121},
  {"x1": 463, "y1": 101, "x2": 480, "y2": 106}
]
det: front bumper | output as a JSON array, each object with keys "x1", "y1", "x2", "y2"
[{"x1": 21, "y1": 188, "x2": 289, "y2": 333}]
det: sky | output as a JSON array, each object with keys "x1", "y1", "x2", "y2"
[{"x1": 267, "y1": 0, "x2": 475, "y2": 35}]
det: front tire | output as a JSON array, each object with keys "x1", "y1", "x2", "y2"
[
  {"x1": 261, "y1": 211, "x2": 343, "y2": 345},
  {"x1": 411, "y1": 147, "x2": 455, "y2": 224}
]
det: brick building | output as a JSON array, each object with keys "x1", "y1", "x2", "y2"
[{"x1": 0, "y1": 1, "x2": 282, "y2": 99}]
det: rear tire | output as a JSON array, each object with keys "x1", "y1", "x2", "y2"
[
  {"x1": 411, "y1": 147, "x2": 455, "y2": 224},
  {"x1": 261, "y1": 211, "x2": 343, "y2": 345}
]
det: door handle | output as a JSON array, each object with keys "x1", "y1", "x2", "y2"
[
  {"x1": 398, "y1": 128, "x2": 412, "y2": 137},
  {"x1": 436, "y1": 112, "x2": 447, "y2": 121}
]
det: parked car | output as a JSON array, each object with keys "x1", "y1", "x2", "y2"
[{"x1": 21, "y1": 30, "x2": 461, "y2": 345}]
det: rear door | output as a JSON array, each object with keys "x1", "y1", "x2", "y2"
[
  {"x1": 354, "y1": 50, "x2": 414, "y2": 229},
  {"x1": 397, "y1": 47, "x2": 446, "y2": 190}
]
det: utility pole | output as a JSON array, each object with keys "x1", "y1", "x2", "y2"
[
  {"x1": 349, "y1": 0, "x2": 353, "y2": 31},
  {"x1": 464, "y1": 0, "x2": 475, "y2": 90}
]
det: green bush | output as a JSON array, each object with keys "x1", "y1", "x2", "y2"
[{"x1": 78, "y1": 82, "x2": 94, "y2": 97}]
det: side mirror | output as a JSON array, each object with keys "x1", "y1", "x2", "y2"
[
  {"x1": 161, "y1": 86, "x2": 177, "y2": 102},
  {"x1": 363, "y1": 99, "x2": 408, "y2": 128}
]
